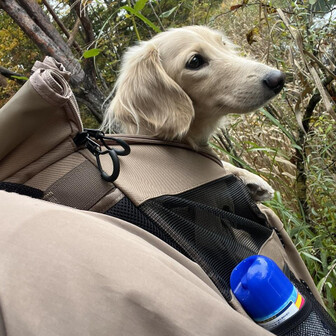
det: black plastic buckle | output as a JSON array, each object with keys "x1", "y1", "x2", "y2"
[{"x1": 74, "y1": 129, "x2": 130, "y2": 183}]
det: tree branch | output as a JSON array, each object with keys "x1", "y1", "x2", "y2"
[
  {"x1": 70, "y1": 0, "x2": 95, "y2": 44},
  {"x1": 67, "y1": 17, "x2": 81, "y2": 49},
  {"x1": 17, "y1": 0, "x2": 71, "y2": 56},
  {"x1": 0, "y1": 0, "x2": 84, "y2": 85},
  {"x1": 0, "y1": 0, "x2": 106, "y2": 121},
  {"x1": 41, "y1": 0, "x2": 82, "y2": 54},
  {"x1": 148, "y1": 1, "x2": 165, "y2": 31},
  {"x1": 69, "y1": 0, "x2": 97, "y2": 85},
  {"x1": 0, "y1": 66, "x2": 26, "y2": 83}
]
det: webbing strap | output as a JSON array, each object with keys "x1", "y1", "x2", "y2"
[{"x1": 44, "y1": 160, "x2": 115, "y2": 210}]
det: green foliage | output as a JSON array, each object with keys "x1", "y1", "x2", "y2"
[
  {"x1": 121, "y1": 4, "x2": 161, "y2": 33},
  {"x1": 0, "y1": 10, "x2": 41, "y2": 105},
  {"x1": 134, "y1": 0, "x2": 148, "y2": 12},
  {"x1": 213, "y1": 0, "x2": 336, "y2": 317},
  {"x1": 83, "y1": 48, "x2": 102, "y2": 59},
  {"x1": 160, "y1": 6, "x2": 178, "y2": 18},
  {"x1": 10, "y1": 75, "x2": 28, "y2": 81}
]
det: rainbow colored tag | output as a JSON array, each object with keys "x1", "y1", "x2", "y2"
[
  {"x1": 230, "y1": 255, "x2": 306, "y2": 331},
  {"x1": 255, "y1": 286, "x2": 305, "y2": 330}
]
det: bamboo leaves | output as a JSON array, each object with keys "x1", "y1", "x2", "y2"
[{"x1": 121, "y1": 1, "x2": 161, "y2": 35}]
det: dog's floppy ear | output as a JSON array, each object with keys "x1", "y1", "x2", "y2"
[{"x1": 105, "y1": 42, "x2": 194, "y2": 141}]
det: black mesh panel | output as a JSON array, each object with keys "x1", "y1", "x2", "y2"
[
  {"x1": 106, "y1": 175, "x2": 273, "y2": 300},
  {"x1": 105, "y1": 197, "x2": 190, "y2": 257},
  {"x1": 283, "y1": 311, "x2": 334, "y2": 336},
  {"x1": 139, "y1": 175, "x2": 272, "y2": 300},
  {"x1": 0, "y1": 182, "x2": 43, "y2": 199},
  {"x1": 272, "y1": 277, "x2": 336, "y2": 336}
]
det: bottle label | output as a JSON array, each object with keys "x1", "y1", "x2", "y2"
[{"x1": 255, "y1": 287, "x2": 305, "y2": 330}]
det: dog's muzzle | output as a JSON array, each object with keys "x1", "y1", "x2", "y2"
[{"x1": 263, "y1": 70, "x2": 286, "y2": 94}]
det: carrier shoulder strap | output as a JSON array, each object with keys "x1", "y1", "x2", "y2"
[{"x1": 93, "y1": 134, "x2": 225, "y2": 206}]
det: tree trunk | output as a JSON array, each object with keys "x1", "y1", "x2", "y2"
[
  {"x1": 41, "y1": 0, "x2": 82, "y2": 54},
  {"x1": 0, "y1": 0, "x2": 106, "y2": 122}
]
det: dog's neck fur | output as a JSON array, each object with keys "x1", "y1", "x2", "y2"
[{"x1": 183, "y1": 108, "x2": 225, "y2": 150}]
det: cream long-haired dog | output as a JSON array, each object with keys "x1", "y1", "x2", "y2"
[{"x1": 102, "y1": 26, "x2": 285, "y2": 201}]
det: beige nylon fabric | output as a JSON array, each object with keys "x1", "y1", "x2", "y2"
[
  {"x1": 0, "y1": 57, "x2": 82, "y2": 183},
  {"x1": 44, "y1": 160, "x2": 114, "y2": 209},
  {"x1": 0, "y1": 191, "x2": 273, "y2": 336},
  {"x1": 98, "y1": 144, "x2": 226, "y2": 206},
  {"x1": 24, "y1": 152, "x2": 86, "y2": 190},
  {"x1": 4, "y1": 141, "x2": 76, "y2": 185}
]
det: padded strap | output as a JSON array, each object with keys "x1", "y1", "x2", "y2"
[{"x1": 44, "y1": 160, "x2": 115, "y2": 210}]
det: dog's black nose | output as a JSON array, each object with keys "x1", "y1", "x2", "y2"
[{"x1": 263, "y1": 71, "x2": 285, "y2": 94}]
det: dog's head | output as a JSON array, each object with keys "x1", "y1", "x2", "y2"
[{"x1": 103, "y1": 26, "x2": 285, "y2": 147}]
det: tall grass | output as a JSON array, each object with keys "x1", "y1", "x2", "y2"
[{"x1": 212, "y1": 0, "x2": 336, "y2": 317}]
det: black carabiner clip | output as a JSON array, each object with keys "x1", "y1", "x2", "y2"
[
  {"x1": 100, "y1": 136, "x2": 130, "y2": 156},
  {"x1": 95, "y1": 147, "x2": 120, "y2": 183},
  {"x1": 74, "y1": 129, "x2": 130, "y2": 183}
]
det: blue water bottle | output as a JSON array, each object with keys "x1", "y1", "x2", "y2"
[{"x1": 230, "y1": 255, "x2": 305, "y2": 331}]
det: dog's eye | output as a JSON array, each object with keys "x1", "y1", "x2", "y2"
[{"x1": 186, "y1": 54, "x2": 206, "y2": 70}]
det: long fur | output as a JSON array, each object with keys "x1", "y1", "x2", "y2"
[{"x1": 102, "y1": 26, "x2": 282, "y2": 150}]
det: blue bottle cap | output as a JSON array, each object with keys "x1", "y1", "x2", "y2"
[{"x1": 230, "y1": 255, "x2": 294, "y2": 320}]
